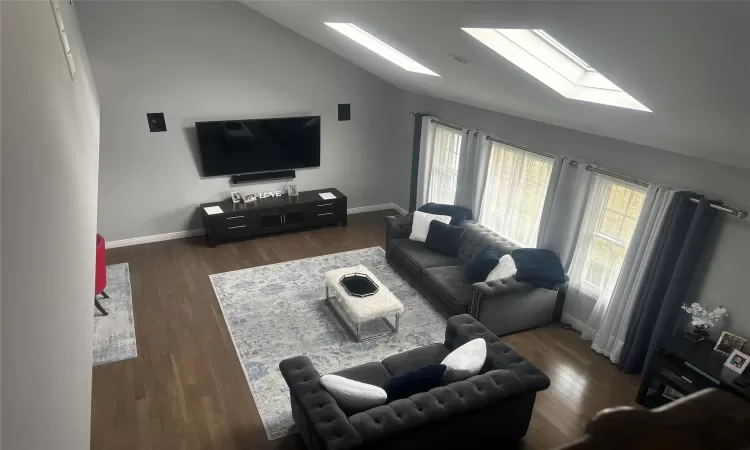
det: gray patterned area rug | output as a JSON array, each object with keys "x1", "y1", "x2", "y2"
[
  {"x1": 210, "y1": 247, "x2": 447, "y2": 440},
  {"x1": 93, "y1": 263, "x2": 137, "y2": 366}
]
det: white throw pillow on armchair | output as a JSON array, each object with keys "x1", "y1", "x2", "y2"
[
  {"x1": 441, "y1": 338, "x2": 487, "y2": 382},
  {"x1": 320, "y1": 374, "x2": 387, "y2": 413},
  {"x1": 409, "y1": 211, "x2": 452, "y2": 243}
]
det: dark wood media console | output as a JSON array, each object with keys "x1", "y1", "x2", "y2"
[{"x1": 199, "y1": 188, "x2": 347, "y2": 246}]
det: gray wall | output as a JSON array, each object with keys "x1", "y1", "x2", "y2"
[
  {"x1": 1, "y1": 1, "x2": 100, "y2": 448},
  {"x1": 394, "y1": 91, "x2": 750, "y2": 337},
  {"x1": 76, "y1": 1, "x2": 402, "y2": 242}
]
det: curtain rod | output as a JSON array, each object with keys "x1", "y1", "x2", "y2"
[
  {"x1": 484, "y1": 136, "x2": 555, "y2": 160},
  {"x1": 408, "y1": 112, "x2": 465, "y2": 132},
  {"x1": 569, "y1": 161, "x2": 748, "y2": 219}
]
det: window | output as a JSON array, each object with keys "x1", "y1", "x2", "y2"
[
  {"x1": 426, "y1": 125, "x2": 463, "y2": 205},
  {"x1": 461, "y1": 28, "x2": 651, "y2": 112},
  {"x1": 479, "y1": 141, "x2": 554, "y2": 246},
  {"x1": 570, "y1": 176, "x2": 646, "y2": 299}
]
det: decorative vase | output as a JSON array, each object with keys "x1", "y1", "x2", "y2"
[{"x1": 685, "y1": 326, "x2": 709, "y2": 343}]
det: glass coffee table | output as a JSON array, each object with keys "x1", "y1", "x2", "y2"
[{"x1": 324, "y1": 265, "x2": 403, "y2": 342}]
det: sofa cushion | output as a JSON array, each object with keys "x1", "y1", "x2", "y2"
[
  {"x1": 382, "y1": 343, "x2": 450, "y2": 376},
  {"x1": 382, "y1": 364, "x2": 447, "y2": 401},
  {"x1": 418, "y1": 203, "x2": 473, "y2": 225},
  {"x1": 390, "y1": 239, "x2": 462, "y2": 274},
  {"x1": 424, "y1": 220, "x2": 464, "y2": 257},
  {"x1": 333, "y1": 362, "x2": 392, "y2": 387},
  {"x1": 422, "y1": 265, "x2": 474, "y2": 313}
]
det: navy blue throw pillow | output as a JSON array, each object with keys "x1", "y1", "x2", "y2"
[
  {"x1": 465, "y1": 245, "x2": 500, "y2": 283},
  {"x1": 383, "y1": 364, "x2": 447, "y2": 401},
  {"x1": 418, "y1": 203, "x2": 473, "y2": 225},
  {"x1": 424, "y1": 220, "x2": 465, "y2": 257},
  {"x1": 511, "y1": 248, "x2": 565, "y2": 289}
]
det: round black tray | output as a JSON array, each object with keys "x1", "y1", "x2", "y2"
[{"x1": 339, "y1": 273, "x2": 379, "y2": 298}]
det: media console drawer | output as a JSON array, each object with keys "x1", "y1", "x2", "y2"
[{"x1": 200, "y1": 188, "x2": 347, "y2": 246}]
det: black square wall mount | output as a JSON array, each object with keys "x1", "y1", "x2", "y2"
[
  {"x1": 338, "y1": 103, "x2": 351, "y2": 121},
  {"x1": 146, "y1": 112, "x2": 167, "y2": 132}
]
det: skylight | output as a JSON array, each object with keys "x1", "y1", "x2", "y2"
[
  {"x1": 325, "y1": 23, "x2": 439, "y2": 77},
  {"x1": 462, "y1": 28, "x2": 651, "y2": 112}
]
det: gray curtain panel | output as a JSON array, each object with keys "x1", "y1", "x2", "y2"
[
  {"x1": 617, "y1": 194, "x2": 718, "y2": 374},
  {"x1": 409, "y1": 113, "x2": 425, "y2": 212}
]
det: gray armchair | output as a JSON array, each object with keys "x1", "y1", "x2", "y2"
[{"x1": 385, "y1": 214, "x2": 562, "y2": 336}]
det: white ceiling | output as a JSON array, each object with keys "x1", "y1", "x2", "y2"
[{"x1": 244, "y1": 1, "x2": 750, "y2": 170}]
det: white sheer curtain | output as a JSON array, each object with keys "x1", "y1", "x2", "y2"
[
  {"x1": 455, "y1": 132, "x2": 491, "y2": 218},
  {"x1": 478, "y1": 142, "x2": 554, "y2": 247},
  {"x1": 564, "y1": 174, "x2": 647, "y2": 342},
  {"x1": 415, "y1": 116, "x2": 438, "y2": 208},
  {"x1": 582, "y1": 185, "x2": 676, "y2": 362},
  {"x1": 416, "y1": 117, "x2": 465, "y2": 206}
]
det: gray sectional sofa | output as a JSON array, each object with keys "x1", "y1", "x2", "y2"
[
  {"x1": 385, "y1": 215, "x2": 562, "y2": 336},
  {"x1": 280, "y1": 315, "x2": 550, "y2": 450}
]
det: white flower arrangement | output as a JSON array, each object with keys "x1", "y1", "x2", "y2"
[{"x1": 681, "y1": 302, "x2": 728, "y2": 329}]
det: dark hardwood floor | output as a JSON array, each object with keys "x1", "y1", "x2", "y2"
[{"x1": 93, "y1": 209, "x2": 640, "y2": 450}]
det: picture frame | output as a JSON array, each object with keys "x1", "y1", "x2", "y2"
[
  {"x1": 662, "y1": 385, "x2": 684, "y2": 401},
  {"x1": 230, "y1": 191, "x2": 242, "y2": 204},
  {"x1": 714, "y1": 331, "x2": 747, "y2": 356},
  {"x1": 288, "y1": 184, "x2": 298, "y2": 197},
  {"x1": 724, "y1": 349, "x2": 750, "y2": 374},
  {"x1": 242, "y1": 193, "x2": 256, "y2": 204}
]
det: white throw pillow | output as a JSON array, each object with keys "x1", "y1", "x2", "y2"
[
  {"x1": 441, "y1": 338, "x2": 487, "y2": 382},
  {"x1": 486, "y1": 254, "x2": 517, "y2": 282},
  {"x1": 409, "y1": 211, "x2": 452, "y2": 243},
  {"x1": 320, "y1": 374, "x2": 387, "y2": 412}
]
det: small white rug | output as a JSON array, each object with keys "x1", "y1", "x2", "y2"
[
  {"x1": 93, "y1": 263, "x2": 137, "y2": 366},
  {"x1": 210, "y1": 247, "x2": 447, "y2": 440}
]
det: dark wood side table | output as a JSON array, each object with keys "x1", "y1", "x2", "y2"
[{"x1": 636, "y1": 334, "x2": 750, "y2": 408}]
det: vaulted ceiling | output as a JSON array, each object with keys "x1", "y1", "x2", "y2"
[{"x1": 244, "y1": 1, "x2": 750, "y2": 170}]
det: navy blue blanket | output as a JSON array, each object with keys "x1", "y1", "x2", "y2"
[{"x1": 511, "y1": 249, "x2": 565, "y2": 290}]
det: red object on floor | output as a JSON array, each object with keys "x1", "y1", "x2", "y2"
[{"x1": 95, "y1": 234, "x2": 106, "y2": 295}]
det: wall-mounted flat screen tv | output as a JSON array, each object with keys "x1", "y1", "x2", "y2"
[{"x1": 196, "y1": 116, "x2": 321, "y2": 177}]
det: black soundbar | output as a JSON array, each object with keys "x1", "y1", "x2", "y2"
[{"x1": 231, "y1": 170, "x2": 296, "y2": 185}]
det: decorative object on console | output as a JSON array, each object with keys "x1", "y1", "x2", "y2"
[
  {"x1": 714, "y1": 331, "x2": 747, "y2": 356},
  {"x1": 724, "y1": 349, "x2": 750, "y2": 374},
  {"x1": 230, "y1": 191, "x2": 241, "y2": 204},
  {"x1": 681, "y1": 302, "x2": 727, "y2": 342},
  {"x1": 440, "y1": 338, "x2": 487, "y2": 382},
  {"x1": 257, "y1": 191, "x2": 282, "y2": 199},
  {"x1": 242, "y1": 193, "x2": 256, "y2": 204},
  {"x1": 288, "y1": 184, "x2": 298, "y2": 196},
  {"x1": 408, "y1": 210, "x2": 451, "y2": 242}
]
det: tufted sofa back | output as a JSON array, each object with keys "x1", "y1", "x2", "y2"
[{"x1": 456, "y1": 221, "x2": 521, "y2": 265}]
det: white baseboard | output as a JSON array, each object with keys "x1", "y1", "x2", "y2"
[
  {"x1": 106, "y1": 229, "x2": 205, "y2": 249},
  {"x1": 561, "y1": 312, "x2": 588, "y2": 333},
  {"x1": 347, "y1": 203, "x2": 407, "y2": 215},
  {"x1": 107, "y1": 203, "x2": 408, "y2": 248}
]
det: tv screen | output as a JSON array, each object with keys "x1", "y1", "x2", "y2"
[{"x1": 196, "y1": 116, "x2": 321, "y2": 177}]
